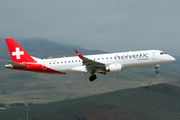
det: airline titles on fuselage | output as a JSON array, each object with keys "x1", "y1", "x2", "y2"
[
  {"x1": 48, "y1": 52, "x2": 150, "y2": 64},
  {"x1": 118, "y1": 52, "x2": 149, "y2": 61}
]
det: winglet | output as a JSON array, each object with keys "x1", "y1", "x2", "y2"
[{"x1": 75, "y1": 50, "x2": 85, "y2": 59}]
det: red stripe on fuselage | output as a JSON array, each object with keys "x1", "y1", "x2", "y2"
[{"x1": 13, "y1": 63, "x2": 66, "y2": 74}]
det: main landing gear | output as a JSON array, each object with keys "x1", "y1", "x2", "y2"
[
  {"x1": 155, "y1": 65, "x2": 159, "y2": 74},
  {"x1": 89, "y1": 74, "x2": 97, "y2": 82}
]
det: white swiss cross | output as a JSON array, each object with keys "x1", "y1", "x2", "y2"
[{"x1": 12, "y1": 47, "x2": 24, "y2": 59}]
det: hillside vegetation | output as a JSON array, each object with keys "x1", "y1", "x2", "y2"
[
  {"x1": 0, "y1": 83, "x2": 180, "y2": 120},
  {"x1": 0, "y1": 65, "x2": 180, "y2": 104}
]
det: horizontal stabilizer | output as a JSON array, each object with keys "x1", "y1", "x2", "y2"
[{"x1": 8, "y1": 61, "x2": 27, "y2": 67}]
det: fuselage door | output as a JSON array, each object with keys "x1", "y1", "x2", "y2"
[
  {"x1": 152, "y1": 52, "x2": 156, "y2": 60},
  {"x1": 42, "y1": 60, "x2": 47, "y2": 70}
]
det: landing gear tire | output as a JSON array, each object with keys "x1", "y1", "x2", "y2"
[
  {"x1": 156, "y1": 70, "x2": 159, "y2": 74},
  {"x1": 89, "y1": 74, "x2": 97, "y2": 82},
  {"x1": 154, "y1": 65, "x2": 160, "y2": 74}
]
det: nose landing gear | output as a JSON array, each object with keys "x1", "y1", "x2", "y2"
[
  {"x1": 155, "y1": 65, "x2": 160, "y2": 74},
  {"x1": 156, "y1": 69, "x2": 159, "y2": 74}
]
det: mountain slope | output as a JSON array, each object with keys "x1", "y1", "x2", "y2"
[
  {"x1": 23, "y1": 83, "x2": 180, "y2": 120},
  {"x1": 0, "y1": 67, "x2": 180, "y2": 104},
  {"x1": 0, "y1": 83, "x2": 179, "y2": 120}
]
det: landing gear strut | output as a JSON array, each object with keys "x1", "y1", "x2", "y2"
[
  {"x1": 89, "y1": 74, "x2": 97, "y2": 82},
  {"x1": 155, "y1": 65, "x2": 159, "y2": 74}
]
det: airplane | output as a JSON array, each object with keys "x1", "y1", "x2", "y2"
[{"x1": 5, "y1": 38, "x2": 175, "y2": 82}]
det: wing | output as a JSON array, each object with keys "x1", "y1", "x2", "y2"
[{"x1": 75, "y1": 50, "x2": 106, "y2": 73}]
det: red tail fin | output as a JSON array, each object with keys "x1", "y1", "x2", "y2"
[{"x1": 5, "y1": 38, "x2": 35, "y2": 63}]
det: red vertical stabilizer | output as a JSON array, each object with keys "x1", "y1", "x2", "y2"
[{"x1": 5, "y1": 38, "x2": 36, "y2": 63}]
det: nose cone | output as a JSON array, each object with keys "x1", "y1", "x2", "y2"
[{"x1": 169, "y1": 56, "x2": 176, "y2": 62}]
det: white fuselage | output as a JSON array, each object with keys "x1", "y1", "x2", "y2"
[{"x1": 35, "y1": 50, "x2": 175, "y2": 74}]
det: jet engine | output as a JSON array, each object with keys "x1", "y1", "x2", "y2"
[{"x1": 106, "y1": 64, "x2": 122, "y2": 72}]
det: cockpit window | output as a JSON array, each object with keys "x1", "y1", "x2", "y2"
[{"x1": 160, "y1": 52, "x2": 167, "y2": 55}]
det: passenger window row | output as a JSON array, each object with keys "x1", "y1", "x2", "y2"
[
  {"x1": 49, "y1": 56, "x2": 118, "y2": 64},
  {"x1": 49, "y1": 60, "x2": 81, "y2": 64}
]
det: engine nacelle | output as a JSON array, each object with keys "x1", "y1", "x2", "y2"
[{"x1": 106, "y1": 64, "x2": 122, "y2": 73}]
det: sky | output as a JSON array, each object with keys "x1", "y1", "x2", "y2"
[{"x1": 1, "y1": 0, "x2": 180, "y2": 56}]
